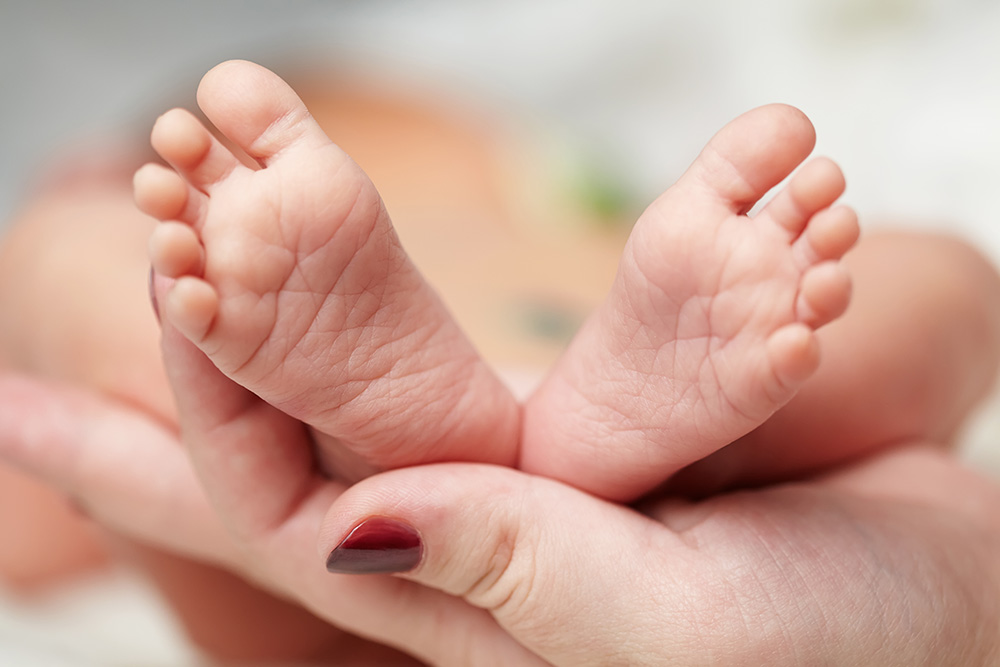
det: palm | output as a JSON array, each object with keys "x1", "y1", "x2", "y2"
[{"x1": 641, "y1": 448, "x2": 1000, "y2": 666}]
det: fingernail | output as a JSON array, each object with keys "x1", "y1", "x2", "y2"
[
  {"x1": 148, "y1": 267, "x2": 160, "y2": 324},
  {"x1": 326, "y1": 517, "x2": 423, "y2": 575}
]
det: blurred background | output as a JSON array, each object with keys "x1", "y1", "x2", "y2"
[
  {"x1": 2, "y1": 0, "x2": 1000, "y2": 664},
  {"x1": 4, "y1": 0, "x2": 1000, "y2": 249}
]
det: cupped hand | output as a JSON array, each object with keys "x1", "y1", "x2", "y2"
[
  {"x1": 5, "y1": 364, "x2": 1000, "y2": 665},
  {"x1": 321, "y1": 446, "x2": 1000, "y2": 666},
  {"x1": 0, "y1": 369, "x2": 542, "y2": 666}
]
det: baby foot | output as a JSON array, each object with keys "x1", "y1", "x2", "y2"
[
  {"x1": 522, "y1": 104, "x2": 859, "y2": 501},
  {"x1": 135, "y1": 61, "x2": 518, "y2": 471}
]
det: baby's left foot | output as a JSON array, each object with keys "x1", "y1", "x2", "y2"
[{"x1": 523, "y1": 104, "x2": 859, "y2": 501}]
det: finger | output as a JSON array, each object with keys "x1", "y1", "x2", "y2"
[
  {"x1": 157, "y1": 316, "x2": 542, "y2": 666},
  {"x1": 0, "y1": 372, "x2": 539, "y2": 666},
  {"x1": 155, "y1": 265, "x2": 325, "y2": 541},
  {"x1": 0, "y1": 372, "x2": 233, "y2": 565},
  {"x1": 161, "y1": 322, "x2": 321, "y2": 539},
  {"x1": 320, "y1": 464, "x2": 705, "y2": 666}
]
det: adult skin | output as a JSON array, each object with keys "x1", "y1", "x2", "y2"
[
  {"x1": 3, "y1": 366, "x2": 1000, "y2": 665},
  {"x1": 3, "y1": 197, "x2": 999, "y2": 663},
  {"x1": 2, "y1": 60, "x2": 998, "y2": 662}
]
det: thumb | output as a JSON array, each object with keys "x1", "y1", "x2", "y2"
[{"x1": 319, "y1": 463, "x2": 703, "y2": 667}]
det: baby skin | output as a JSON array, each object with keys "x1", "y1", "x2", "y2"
[{"x1": 137, "y1": 61, "x2": 858, "y2": 501}]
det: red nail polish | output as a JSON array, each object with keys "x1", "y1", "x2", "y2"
[{"x1": 326, "y1": 517, "x2": 423, "y2": 575}]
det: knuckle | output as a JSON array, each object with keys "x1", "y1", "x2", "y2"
[{"x1": 458, "y1": 496, "x2": 542, "y2": 619}]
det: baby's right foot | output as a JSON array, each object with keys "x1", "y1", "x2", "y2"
[
  {"x1": 136, "y1": 61, "x2": 518, "y2": 472},
  {"x1": 522, "y1": 104, "x2": 859, "y2": 501}
]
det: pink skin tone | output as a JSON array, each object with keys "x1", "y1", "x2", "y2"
[
  {"x1": 3, "y1": 310, "x2": 998, "y2": 665},
  {"x1": 136, "y1": 63, "x2": 520, "y2": 480},
  {"x1": 138, "y1": 61, "x2": 857, "y2": 502},
  {"x1": 316, "y1": 447, "x2": 1000, "y2": 666},
  {"x1": 2, "y1": 59, "x2": 999, "y2": 664},
  {"x1": 522, "y1": 111, "x2": 857, "y2": 500},
  {"x1": 134, "y1": 61, "x2": 1000, "y2": 665}
]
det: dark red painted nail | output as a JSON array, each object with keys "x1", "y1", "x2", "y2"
[
  {"x1": 148, "y1": 267, "x2": 160, "y2": 323},
  {"x1": 326, "y1": 517, "x2": 423, "y2": 575}
]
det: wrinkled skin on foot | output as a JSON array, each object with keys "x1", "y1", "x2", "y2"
[
  {"x1": 142, "y1": 62, "x2": 859, "y2": 502},
  {"x1": 524, "y1": 104, "x2": 858, "y2": 500},
  {"x1": 139, "y1": 60, "x2": 520, "y2": 476}
]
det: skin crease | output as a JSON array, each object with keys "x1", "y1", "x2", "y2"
[
  {"x1": 3, "y1": 221, "x2": 1000, "y2": 665},
  {"x1": 152, "y1": 217, "x2": 1000, "y2": 666},
  {"x1": 2, "y1": 374, "x2": 999, "y2": 665},
  {"x1": 143, "y1": 63, "x2": 858, "y2": 507},
  {"x1": 0, "y1": 61, "x2": 626, "y2": 663},
  {"x1": 154, "y1": 225, "x2": 1000, "y2": 665},
  {"x1": 3, "y1": 58, "x2": 1000, "y2": 664},
  {"x1": 322, "y1": 449, "x2": 1000, "y2": 666}
]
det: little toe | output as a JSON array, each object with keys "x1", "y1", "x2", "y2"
[
  {"x1": 149, "y1": 222, "x2": 204, "y2": 278},
  {"x1": 164, "y1": 276, "x2": 219, "y2": 344},
  {"x1": 196, "y1": 60, "x2": 334, "y2": 165},
  {"x1": 796, "y1": 262, "x2": 852, "y2": 327},
  {"x1": 758, "y1": 157, "x2": 846, "y2": 238},
  {"x1": 679, "y1": 104, "x2": 817, "y2": 213},
  {"x1": 796, "y1": 205, "x2": 860, "y2": 265},
  {"x1": 150, "y1": 108, "x2": 242, "y2": 193}
]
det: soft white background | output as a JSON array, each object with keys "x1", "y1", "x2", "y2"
[{"x1": 2, "y1": 1, "x2": 1000, "y2": 664}]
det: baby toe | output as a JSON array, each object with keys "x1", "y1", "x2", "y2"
[
  {"x1": 679, "y1": 104, "x2": 817, "y2": 214},
  {"x1": 134, "y1": 163, "x2": 194, "y2": 222},
  {"x1": 796, "y1": 262, "x2": 852, "y2": 327},
  {"x1": 164, "y1": 276, "x2": 219, "y2": 344},
  {"x1": 149, "y1": 222, "x2": 204, "y2": 278},
  {"x1": 766, "y1": 323, "x2": 821, "y2": 393},
  {"x1": 797, "y1": 205, "x2": 860, "y2": 265},
  {"x1": 196, "y1": 60, "x2": 334, "y2": 165},
  {"x1": 759, "y1": 157, "x2": 846, "y2": 239},
  {"x1": 150, "y1": 108, "x2": 242, "y2": 194}
]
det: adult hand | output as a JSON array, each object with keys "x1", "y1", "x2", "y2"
[
  {"x1": 5, "y1": 359, "x2": 1000, "y2": 666},
  {"x1": 5, "y1": 294, "x2": 1000, "y2": 667},
  {"x1": 0, "y1": 370, "x2": 541, "y2": 666},
  {"x1": 321, "y1": 446, "x2": 1000, "y2": 666}
]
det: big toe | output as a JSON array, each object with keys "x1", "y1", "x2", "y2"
[
  {"x1": 679, "y1": 104, "x2": 817, "y2": 214},
  {"x1": 196, "y1": 60, "x2": 332, "y2": 165}
]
